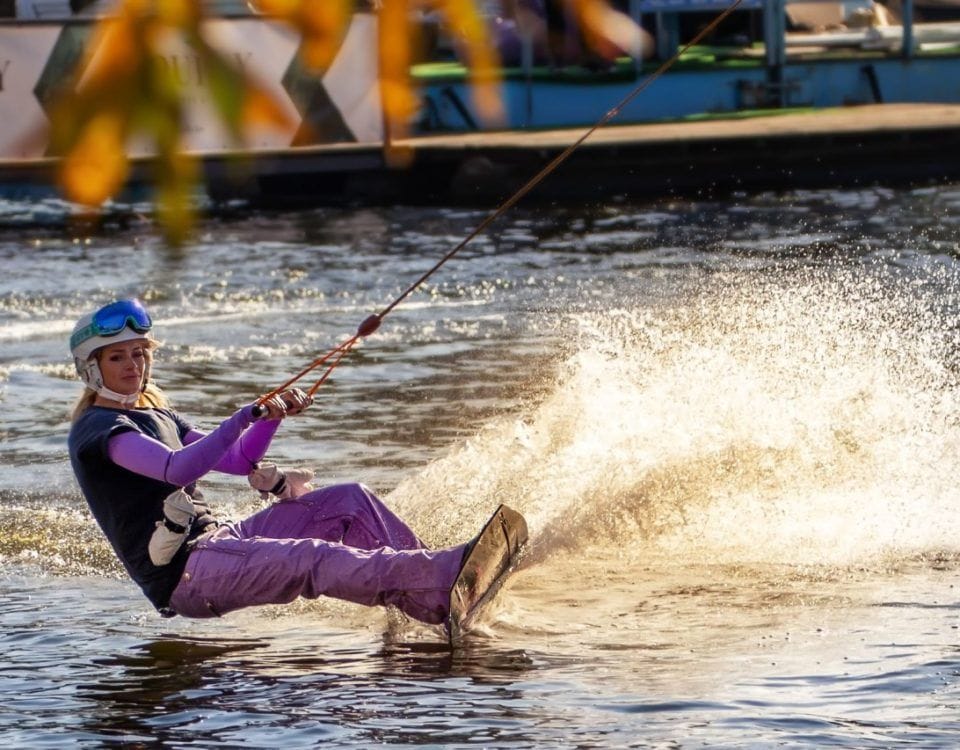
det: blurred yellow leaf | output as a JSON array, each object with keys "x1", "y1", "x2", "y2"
[
  {"x1": 299, "y1": 0, "x2": 352, "y2": 71},
  {"x1": 50, "y1": 0, "x2": 646, "y2": 246},
  {"x1": 379, "y1": 0, "x2": 416, "y2": 132},
  {"x1": 154, "y1": 147, "x2": 198, "y2": 246},
  {"x1": 61, "y1": 112, "x2": 129, "y2": 206},
  {"x1": 437, "y1": 0, "x2": 503, "y2": 122},
  {"x1": 251, "y1": 0, "x2": 351, "y2": 72},
  {"x1": 156, "y1": 0, "x2": 201, "y2": 26},
  {"x1": 243, "y1": 83, "x2": 296, "y2": 131},
  {"x1": 249, "y1": 0, "x2": 300, "y2": 16},
  {"x1": 81, "y1": 16, "x2": 142, "y2": 91},
  {"x1": 571, "y1": 0, "x2": 647, "y2": 59}
]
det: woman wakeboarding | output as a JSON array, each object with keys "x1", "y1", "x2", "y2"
[{"x1": 66, "y1": 297, "x2": 517, "y2": 632}]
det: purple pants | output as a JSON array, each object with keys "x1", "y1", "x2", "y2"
[{"x1": 168, "y1": 483, "x2": 465, "y2": 625}]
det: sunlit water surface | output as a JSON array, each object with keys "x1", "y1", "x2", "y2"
[{"x1": 2, "y1": 186, "x2": 960, "y2": 748}]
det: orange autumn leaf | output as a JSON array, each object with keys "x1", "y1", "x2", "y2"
[
  {"x1": 242, "y1": 84, "x2": 296, "y2": 131},
  {"x1": 301, "y1": 35, "x2": 339, "y2": 72},
  {"x1": 250, "y1": 0, "x2": 351, "y2": 72},
  {"x1": 437, "y1": 0, "x2": 502, "y2": 122},
  {"x1": 155, "y1": 0, "x2": 201, "y2": 26},
  {"x1": 154, "y1": 146, "x2": 198, "y2": 246},
  {"x1": 247, "y1": 0, "x2": 300, "y2": 16},
  {"x1": 379, "y1": 0, "x2": 416, "y2": 130},
  {"x1": 298, "y1": 0, "x2": 351, "y2": 71},
  {"x1": 61, "y1": 112, "x2": 129, "y2": 206},
  {"x1": 570, "y1": 0, "x2": 646, "y2": 59},
  {"x1": 80, "y1": 15, "x2": 142, "y2": 92}
]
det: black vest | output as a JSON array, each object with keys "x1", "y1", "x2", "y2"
[{"x1": 68, "y1": 406, "x2": 215, "y2": 612}]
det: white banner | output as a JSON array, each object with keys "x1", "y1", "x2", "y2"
[
  {"x1": 0, "y1": 26, "x2": 61, "y2": 158},
  {"x1": 0, "y1": 14, "x2": 383, "y2": 161}
]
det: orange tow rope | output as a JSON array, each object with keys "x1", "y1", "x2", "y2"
[{"x1": 258, "y1": 0, "x2": 745, "y2": 404}]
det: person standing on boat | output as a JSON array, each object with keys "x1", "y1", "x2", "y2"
[{"x1": 67, "y1": 298, "x2": 474, "y2": 627}]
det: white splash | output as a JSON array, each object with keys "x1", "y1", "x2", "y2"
[{"x1": 392, "y1": 264, "x2": 960, "y2": 570}]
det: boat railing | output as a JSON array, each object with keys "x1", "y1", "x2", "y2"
[
  {"x1": 635, "y1": 0, "x2": 933, "y2": 61},
  {"x1": 492, "y1": 0, "x2": 940, "y2": 113},
  {"x1": 631, "y1": 0, "x2": 937, "y2": 63}
]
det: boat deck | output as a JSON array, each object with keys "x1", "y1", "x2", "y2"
[
  {"x1": 403, "y1": 102, "x2": 960, "y2": 148},
  {"x1": 250, "y1": 102, "x2": 960, "y2": 205},
  {"x1": 3, "y1": 102, "x2": 959, "y2": 206}
]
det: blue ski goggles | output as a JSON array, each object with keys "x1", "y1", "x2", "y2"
[{"x1": 70, "y1": 298, "x2": 153, "y2": 351}]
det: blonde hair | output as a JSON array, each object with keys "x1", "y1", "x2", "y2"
[{"x1": 70, "y1": 340, "x2": 169, "y2": 422}]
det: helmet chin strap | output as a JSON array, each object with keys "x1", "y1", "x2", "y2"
[
  {"x1": 78, "y1": 358, "x2": 143, "y2": 408},
  {"x1": 96, "y1": 385, "x2": 142, "y2": 408}
]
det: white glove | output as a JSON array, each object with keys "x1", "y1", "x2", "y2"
[
  {"x1": 148, "y1": 489, "x2": 196, "y2": 566},
  {"x1": 248, "y1": 462, "x2": 315, "y2": 500}
]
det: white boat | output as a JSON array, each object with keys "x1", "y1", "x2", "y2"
[{"x1": 2, "y1": 0, "x2": 960, "y2": 205}]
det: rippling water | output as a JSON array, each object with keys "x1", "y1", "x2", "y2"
[{"x1": 3, "y1": 186, "x2": 960, "y2": 748}]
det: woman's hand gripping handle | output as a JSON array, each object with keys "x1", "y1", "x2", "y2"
[{"x1": 251, "y1": 388, "x2": 313, "y2": 420}]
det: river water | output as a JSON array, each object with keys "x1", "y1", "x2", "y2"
[{"x1": 2, "y1": 185, "x2": 960, "y2": 748}]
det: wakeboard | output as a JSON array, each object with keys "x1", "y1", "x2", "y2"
[{"x1": 448, "y1": 504, "x2": 528, "y2": 645}]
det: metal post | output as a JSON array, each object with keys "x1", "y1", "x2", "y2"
[
  {"x1": 902, "y1": 0, "x2": 914, "y2": 59},
  {"x1": 763, "y1": 0, "x2": 787, "y2": 105},
  {"x1": 522, "y1": 32, "x2": 533, "y2": 127}
]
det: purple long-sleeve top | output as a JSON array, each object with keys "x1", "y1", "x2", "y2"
[{"x1": 107, "y1": 405, "x2": 280, "y2": 486}]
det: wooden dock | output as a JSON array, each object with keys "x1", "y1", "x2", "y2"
[
  {"x1": 229, "y1": 102, "x2": 960, "y2": 206},
  {"x1": 3, "y1": 103, "x2": 960, "y2": 207},
  {"x1": 405, "y1": 103, "x2": 960, "y2": 148}
]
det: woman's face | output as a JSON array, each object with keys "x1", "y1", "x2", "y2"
[{"x1": 96, "y1": 339, "x2": 150, "y2": 396}]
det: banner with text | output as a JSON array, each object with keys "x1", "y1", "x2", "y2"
[{"x1": 0, "y1": 14, "x2": 384, "y2": 161}]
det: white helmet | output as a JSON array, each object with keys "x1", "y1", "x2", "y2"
[{"x1": 70, "y1": 299, "x2": 154, "y2": 406}]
